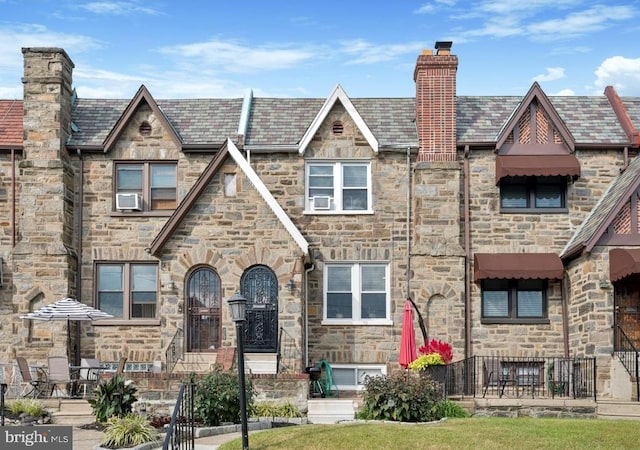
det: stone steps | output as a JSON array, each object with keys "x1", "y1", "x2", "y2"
[
  {"x1": 50, "y1": 399, "x2": 95, "y2": 425},
  {"x1": 597, "y1": 400, "x2": 640, "y2": 420}
]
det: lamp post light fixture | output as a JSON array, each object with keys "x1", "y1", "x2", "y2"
[{"x1": 227, "y1": 292, "x2": 249, "y2": 450}]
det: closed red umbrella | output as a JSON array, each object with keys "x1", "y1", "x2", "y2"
[{"x1": 399, "y1": 299, "x2": 418, "y2": 369}]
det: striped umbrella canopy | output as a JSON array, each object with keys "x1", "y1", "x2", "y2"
[
  {"x1": 20, "y1": 297, "x2": 113, "y2": 321},
  {"x1": 20, "y1": 297, "x2": 113, "y2": 363}
]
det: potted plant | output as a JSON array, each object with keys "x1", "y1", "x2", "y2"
[{"x1": 408, "y1": 339, "x2": 453, "y2": 386}]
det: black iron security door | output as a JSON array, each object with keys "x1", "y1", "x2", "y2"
[
  {"x1": 186, "y1": 267, "x2": 222, "y2": 352},
  {"x1": 241, "y1": 265, "x2": 278, "y2": 352}
]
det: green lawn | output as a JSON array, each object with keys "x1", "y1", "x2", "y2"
[{"x1": 219, "y1": 417, "x2": 640, "y2": 450}]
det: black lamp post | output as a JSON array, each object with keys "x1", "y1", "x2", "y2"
[{"x1": 227, "y1": 292, "x2": 249, "y2": 450}]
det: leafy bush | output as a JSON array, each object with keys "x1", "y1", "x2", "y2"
[
  {"x1": 88, "y1": 374, "x2": 138, "y2": 423},
  {"x1": 6, "y1": 398, "x2": 47, "y2": 417},
  {"x1": 252, "y1": 401, "x2": 303, "y2": 418},
  {"x1": 193, "y1": 367, "x2": 255, "y2": 426},
  {"x1": 358, "y1": 371, "x2": 444, "y2": 422},
  {"x1": 100, "y1": 413, "x2": 159, "y2": 449}
]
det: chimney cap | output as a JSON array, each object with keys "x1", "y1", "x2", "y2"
[{"x1": 435, "y1": 41, "x2": 453, "y2": 51}]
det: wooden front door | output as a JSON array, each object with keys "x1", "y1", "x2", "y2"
[
  {"x1": 614, "y1": 278, "x2": 640, "y2": 349},
  {"x1": 186, "y1": 267, "x2": 222, "y2": 352},
  {"x1": 241, "y1": 265, "x2": 278, "y2": 352}
]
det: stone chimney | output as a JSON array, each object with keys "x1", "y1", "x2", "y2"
[
  {"x1": 414, "y1": 41, "x2": 458, "y2": 162},
  {"x1": 14, "y1": 48, "x2": 77, "y2": 315}
]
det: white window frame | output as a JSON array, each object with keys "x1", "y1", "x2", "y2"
[
  {"x1": 305, "y1": 160, "x2": 373, "y2": 214},
  {"x1": 322, "y1": 262, "x2": 392, "y2": 325},
  {"x1": 330, "y1": 364, "x2": 387, "y2": 391}
]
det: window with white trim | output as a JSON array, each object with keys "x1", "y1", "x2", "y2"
[
  {"x1": 330, "y1": 364, "x2": 386, "y2": 391},
  {"x1": 306, "y1": 161, "x2": 371, "y2": 213},
  {"x1": 324, "y1": 263, "x2": 389, "y2": 323},
  {"x1": 96, "y1": 262, "x2": 158, "y2": 319}
]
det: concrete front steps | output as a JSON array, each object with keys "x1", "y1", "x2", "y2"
[
  {"x1": 597, "y1": 400, "x2": 640, "y2": 420},
  {"x1": 307, "y1": 398, "x2": 360, "y2": 424},
  {"x1": 49, "y1": 399, "x2": 95, "y2": 425}
]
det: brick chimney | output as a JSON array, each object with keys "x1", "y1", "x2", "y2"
[{"x1": 414, "y1": 41, "x2": 458, "y2": 162}]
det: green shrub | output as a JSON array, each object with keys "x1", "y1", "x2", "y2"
[
  {"x1": 100, "y1": 413, "x2": 159, "y2": 449},
  {"x1": 88, "y1": 374, "x2": 138, "y2": 423},
  {"x1": 358, "y1": 371, "x2": 444, "y2": 422},
  {"x1": 6, "y1": 398, "x2": 47, "y2": 417},
  {"x1": 433, "y1": 399, "x2": 470, "y2": 418},
  {"x1": 193, "y1": 367, "x2": 254, "y2": 426},
  {"x1": 252, "y1": 401, "x2": 302, "y2": 418}
]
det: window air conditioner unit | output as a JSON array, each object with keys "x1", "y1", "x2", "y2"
[
  {"x1": 312, "y1": 196, "x2": 331, "y2": 210},
  {"x1": 116, "y1": 193, "x2": 142, "y2": 211}
]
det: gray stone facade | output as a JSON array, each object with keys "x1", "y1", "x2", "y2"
[{"x1": 1, "y1": 44, "x2": 640, "y2": 400}]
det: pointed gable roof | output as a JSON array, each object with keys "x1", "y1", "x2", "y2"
[
  {"x1": 561, "y1": 156, "x2": 640, "y2": 260},
  {"x1": 298, "y1": 84, "x2": 378, "y2": 155},
  {"x1": 102, "y1": 85, "x2": 182, "y2": 153},
  {"x1": 496, "y1": 82, "x2": 575, "y2": 153},
  {"x1": 148, "y1": 138, "x2": 309, "y2": 257}
]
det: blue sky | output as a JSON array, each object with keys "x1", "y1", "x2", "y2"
[{"x1": 1, "y1": 0, "x2": 639, "y2": 100}]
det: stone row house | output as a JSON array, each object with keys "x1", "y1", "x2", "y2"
[{"x1": 1, "y1": 42, "x2": 640, "y2": 399}]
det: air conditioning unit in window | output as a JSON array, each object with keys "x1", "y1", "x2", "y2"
[
  {"x1": 311, "y1": 196, "x2": 331, "y2": 210},
  {"x1": 115, "y1": 193, "x2": 142, "y2": 211}
]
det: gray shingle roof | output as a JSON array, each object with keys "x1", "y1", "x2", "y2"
[
  {"x1": 67, "y1": 93, "x2": 633, "y2": 150},
  {"x1": 561, "y1": 155, "x2": 640, "y2": 259},
  {"x1": 69, "y1": 98, "x2": 243, "y2": 147}
]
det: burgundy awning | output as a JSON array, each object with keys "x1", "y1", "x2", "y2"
[
  {"x1": 474, "y1": 253, "x2": 564, "y2": 281},
  {"x1": 609, "y1": 248, "x2": 640, "y2": 282},
  {"x1": 495, "y1": 155, "x2": 581, "y2": 184}
]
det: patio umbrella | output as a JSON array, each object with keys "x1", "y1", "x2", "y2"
[
  {"x1": 399, "y1": 299, "x2": 418, "y2": 369},
  {"x1": 20, "y1": 297, "x2": 113, "y2": 361}
]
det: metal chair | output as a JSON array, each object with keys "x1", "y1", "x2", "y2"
[
  {"x1": 77, "y1": 358, "x2": 101, "y2": 397},
  {"x1": 47, "y1": 356, "x2": 72, "y2": 398},
  {"x1": 15, "y1": 357, "x2": 47, "y2": 398}
]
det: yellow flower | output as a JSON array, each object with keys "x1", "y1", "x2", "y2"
[{"x1": 407, "y1": 353, "x2": 444, "y2": 371}]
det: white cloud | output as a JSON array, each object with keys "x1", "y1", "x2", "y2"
[
  {"x1": 158, "y1": 39, "x2": 317, "y2": 73},
  {"x1": 339, "y1": 39, "x2": 427, "y2": 64},
  {"x1": 79, "y1": 1, "x2": 161, "y2": 16},
  {"x1": 526, "y1": 5, "x2": 636, "y2": 41},
  {"x1": 552, "y1": 88, "x2": 575, "y2": 96},
  {"x1": 592, "y1": 56, "x2": 640, "y2": 96},
  {"x1": 532, "y1": 67, "x2": 566, "y2": 82}
]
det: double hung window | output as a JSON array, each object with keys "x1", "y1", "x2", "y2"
[
  {"x1": 96, "y1": 263, "x2": 158, "y2": 320},
  {"x1": 324, "y1": 263, "x2": 389, "y2": 323},
  {"x1": 115, "y1": 162, "x2": 177, "y2": 212},
  {"x1": 306, "y1": 161, "x2": 371, "y2": 213}
]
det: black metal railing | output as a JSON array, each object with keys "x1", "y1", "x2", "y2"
[
  {"x1": 1, "y1": 383, "x2": 7, "y2": 426},
  {"x1": 614, "y1": 325, "x2": 640, "y2": 401},
  {"x1": 443, "y1": 356, "x2": 596, "y2": 401},
  {"x1": 277, "y1": 326, "x2": 302, "y2": 374},
  {"x1": 166, "y1": 328, "x2": 184, "y2": 373},
  {"x1": 162, "y1": 381, "x2": 195, "y2": 450}
]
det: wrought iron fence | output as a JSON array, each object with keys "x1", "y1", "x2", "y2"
[
  {"x1": 162, "y1": 381, "x2": 195, "y2": 450},
  {"x1": 1, "y1": 383, "x2": 7, "y2": 426},
  {"x1": 614, "y1": 325, "x2": 640, "y2": 401},
  {"x1": 166, "y1": 328, "x2": 184, "y2": 373},
  {"x1": 443, "y1": 356, "x2": 596, "y2": 401}
]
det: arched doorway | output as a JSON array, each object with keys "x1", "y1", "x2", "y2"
[
  {"x1": 186, "y1": 267, "x2": 222, "y2": 352},
  {"x1": 240, "y1": 265, "x2": 278, "y2": 352}
]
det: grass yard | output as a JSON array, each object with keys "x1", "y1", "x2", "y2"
[{"x1": 219, "y1": 417, "x2": 640, "y2": 450}]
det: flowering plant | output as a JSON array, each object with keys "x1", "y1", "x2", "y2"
[{"x1": 407, "y1": 339, "x2": 453, "y2": 371}]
